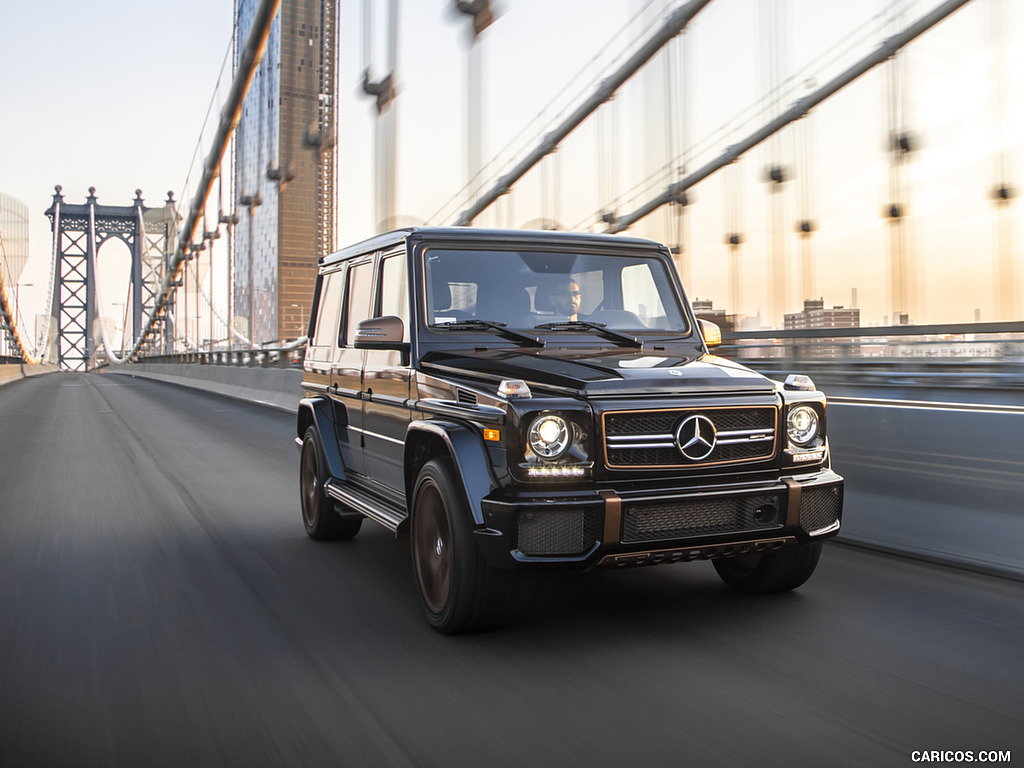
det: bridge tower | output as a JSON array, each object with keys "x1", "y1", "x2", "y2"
[{"x1": 44, "y1": 186, "x2": 176, "y2": 371}]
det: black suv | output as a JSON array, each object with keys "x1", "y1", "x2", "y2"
[{"x1": 297, "y1": 227, "x2": 843, "y2": 632}]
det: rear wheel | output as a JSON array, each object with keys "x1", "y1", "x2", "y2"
[
  {"x1": 300, "y1": 426, "x2": 362, "y2": 540},
  {"x1": 411, "y1": 458, "x2": 518, "y2": 633},
  {"x1": 713, "y1": 541, "x2": 822, "y2": 595}
]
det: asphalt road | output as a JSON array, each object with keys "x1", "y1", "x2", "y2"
[{"x1": 1, "y1": 372, "x2": 1021, "y2": 767}]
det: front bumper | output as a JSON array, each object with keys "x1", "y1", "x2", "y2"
[{"x1": 474, "y1": 468, "x2": 843, "y2": 571}]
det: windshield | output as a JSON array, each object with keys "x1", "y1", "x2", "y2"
[{"x1": 422, "y1": 248, "x2": 689, "y2": 334}]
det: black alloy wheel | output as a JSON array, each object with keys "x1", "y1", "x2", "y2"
[
  {"x1": 411, "y1": 458, "x2": 518, "y2": 633},
  {"x1": 299, "y1": 426, "x2": 362, "y2": 540}
]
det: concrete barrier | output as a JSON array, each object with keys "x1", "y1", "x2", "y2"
[
  {"x1": 0, "y1": 363, "x2": 60, "y2": 387},
  {"x1": 827, "y1": 398, "x2": 1024, "y2": 580},
  {"x1": 100, "y1": 362, "x2": 303, "y2": 412}
]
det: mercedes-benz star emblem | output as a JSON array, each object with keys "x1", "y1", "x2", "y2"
[{"x1": 676, "y1": 415, "x2": 717, "y2": 460}]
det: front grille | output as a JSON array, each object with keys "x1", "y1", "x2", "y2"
[
  {"x1": 603, "y1": 406, "x2": 777, "y2": 468},
  {"x1": 516, "y1": 509, "x2": 600, "y2": 556},
  {"x1": 800, "y1": 485, "x2": 842, "y2": 534},
  {"x1": 621, "y1": 493, "x2": 784, "y2": 543}
]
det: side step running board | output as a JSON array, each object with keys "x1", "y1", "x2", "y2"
[{"x1": 325, "y1": 480, "x2": 408, "y2": 536}]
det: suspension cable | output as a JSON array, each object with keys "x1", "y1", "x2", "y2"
[
  {"x1": 0, "y1": 228, "x2": 40, "y2": 363},
  {"x1": 606, "y1": 0, "x2": 974, "y2": 235},
  {"x1": 428, "y1": 0, "x2": 666, "y2": 226},
  {"x1": 573, "y1": 0, "x2": 913, "y2": 231},
  {"x1": 440, "y1": 0, "x2": 713, "y2": 227},
  {"x1": 126, "y1": 0, "x2": 281, "y2": 362}
]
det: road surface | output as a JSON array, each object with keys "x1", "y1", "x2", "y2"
[{"x1": 1, "y1": 373, "x2": 1020, "y2": 767}]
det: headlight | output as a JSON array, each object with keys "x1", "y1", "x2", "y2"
[
  {"x1": 528, "y1": 414, "x2": 571, "y2": 459},
  {"x1": 787, "y1": 405, "x2": 819, "y2": 446}
]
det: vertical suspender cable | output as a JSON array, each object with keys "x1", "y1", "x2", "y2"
[
  {"x1": 989, "y1": 0, "x2": 1018, "y2": 320},
  {"x1": 725, "y1": 162, "x2": 744, "y2": 319},
  {"x1": 795, "y1": 112, "x2": 817, "y2": 305}
]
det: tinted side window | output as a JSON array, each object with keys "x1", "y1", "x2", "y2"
[
  {"x1": 622, "y1": 263, "x2": 675, "y2": 328},
  {"x1": 312, "y1": 271, "x2": 344, "y2": 348},
  {"x1": 380, "y1": 254, "x2": 410, "y2": 340},
  {"x1": 345, "y1": 260, "x2": 374, "y2": 346}
]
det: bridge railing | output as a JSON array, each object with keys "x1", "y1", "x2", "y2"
[
  {"x1": 130, "y1": 345, "x2": 306, "y2": 370},
  {"x1": 717, "y1": 321, "x2": 1024, "y2": 393},
  {"x1": 117, "y1": 322, "x2": 1024, "y2": 392}
]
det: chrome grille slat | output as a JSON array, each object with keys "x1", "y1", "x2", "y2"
[
  {"x1": 607, "y1": 433, "x2": 675, "y2": 443},
  {"x1": 717, "y1": 435, "x2": 774, "y2": 445},
  {"x1": 717, "y1": 429, "x2": 774, "y2": 439}
]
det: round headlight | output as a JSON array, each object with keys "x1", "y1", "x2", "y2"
[
  {"x1": 787, "y1": 405, "x2": 819, "y2": 446},
  {"x1": 528, "y1": 414, "x2": 571, "y2": 459}
]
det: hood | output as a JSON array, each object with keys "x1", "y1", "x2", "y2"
[{"x1": 420, "y1": 347, "x2": 776, "y2": 397}]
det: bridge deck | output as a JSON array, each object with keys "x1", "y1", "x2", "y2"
[{"x1": 1, "y1": 373, "x2": 1022, "y2": 765}]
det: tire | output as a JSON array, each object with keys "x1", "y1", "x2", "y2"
[
  {"x1": 411, "y1": 458, "x2": 518, "y2": 634},
  {"x1": 299, "y1": 426, "x2": 363, "y2": 540},
  {"x1": 713, "y1": 541, "x2": 822, "y2": 595}
]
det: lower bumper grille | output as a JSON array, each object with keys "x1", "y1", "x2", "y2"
[
  {"x1": 516, "y1": 509, "x2": 600, "y2": 556},
  {"x1": 622, "y1": 493, "x2": 785, "y2": 543},
  {"x1": 800, "y1": 485, "x2": 842, "y2": 534}
]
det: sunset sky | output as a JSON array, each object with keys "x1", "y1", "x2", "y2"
[{"x1": 2, "y1": 0, "x2": 1021, "y2": 337}]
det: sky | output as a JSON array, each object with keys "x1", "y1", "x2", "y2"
[{"x1": 2, "y1": 0, "x2": 1022, "y2": 340}]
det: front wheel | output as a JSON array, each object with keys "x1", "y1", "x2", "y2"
[
  {"x1": 299, "y1": 427, "x2": 362, "y2": 540},
  {"x1": 713, "y1": 541, "x2": 822, "y2": 595},
  {"x1": 411, "y1": 458, "x2": 518, "y2": 633}
]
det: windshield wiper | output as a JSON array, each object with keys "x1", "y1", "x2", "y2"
[
  {"x1": 533, "y1": 321, "x2": 644, "y2": 348},
  {"x1": 429, "y1": 319, "x2": 545, "y2": 348}
]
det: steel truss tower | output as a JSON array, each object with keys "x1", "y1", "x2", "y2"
[{"x1": 45, "y1": 186, "x2": 176, "y2": 371}]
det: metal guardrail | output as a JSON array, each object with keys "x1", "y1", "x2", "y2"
[
  {"x1": 726, "y1": 357, "x2": 1024, "y2": 391},
  {"x1": 115, "y1": 322, "x2": 1024, "y2": 390},
  {"x1": 721, "y1": 319, "x2": 1024, "y2": 342},
  {"x1": 135, "y1": 346, "x2": 306, "y2": 370},
  {"x1": 716, "y1": 321, "x2": 1024, "y2": 391}
]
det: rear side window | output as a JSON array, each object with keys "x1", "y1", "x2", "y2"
[
  {"x1": 345, "y1": 260, "x2": 375, "y2": 346},
  {"x1": 312, "y1": 271, "x2": 344, "y2": 348}
]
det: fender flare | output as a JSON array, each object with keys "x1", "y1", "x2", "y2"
[
  {"x1": 405, "y1": 420, "x2": 497, "y2": 527},
  {"x1": 297, "y1": 397, "x2": 347, "y2": 483}
]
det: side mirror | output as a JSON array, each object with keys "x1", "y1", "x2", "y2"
[
  {"x1": 355, "y1": 315, "x2": 407, "y2": 350},
  {"x1": 698, "y1": 318, "x2": 722, "y2": 348}
]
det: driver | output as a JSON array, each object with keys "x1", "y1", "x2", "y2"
[{"x1": 549, "y1": 279, "x2": 582, "y2": 321}]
